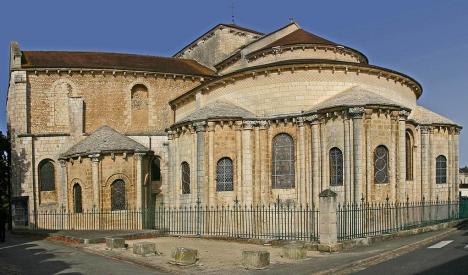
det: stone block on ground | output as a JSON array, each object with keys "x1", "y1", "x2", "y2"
[
  {"x1": 105, "y1": 237, "x2": 126, "y2": 250},
  {"x1": 170, "y1": 247, "x2": 198, "y2": 265},
  {"x1": 282, "y1": 242, "x2": 306, "y2": 259},
  {"x1": 133, "y1": 242, "x2": 157, "y2": 257},
  {"x1": 242, "y1": 250, "x2": 270, "y2": 269}
]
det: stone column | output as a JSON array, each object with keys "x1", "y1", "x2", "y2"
[
  {"x1": 258, "y1": 121, "x2": 269, "y2": 205},
  {"x1": 135, "y1": 153, "x2": 145, "y2": 209},
  {"x1": 207, "y1": 122, "x2": 215, "y2": 206},
  {"x1": 428, "y1": 128, "x2": 434, "y2": 200},
  {"x1": 59, "y1": 160, "x2": 68, "y2": 210},
  {"x1": 320, "y1": 119, "x2": 328, "y2": 191},
  {"x1": 254, "y1": 125, "x2": 261, "y2": 205},
  {"x1": 344, "y1": 118, "x2": 351, "y2": 202},
  {"x1": 453, "y1": 129, "x2": 460, "y2": 200},
  {"x1": 448, "y1": 130, "x2": 453, "y2": 201},
  {"x1": 318, "y1": 189, "x2": 340, "y2": 252},
  {"x1": 167, "y1": 131, "x2": 175, "y2": 207},
  {"x1": 194, "y1": 122, "x2": 206, "y2": 203},
  {"x1": 397, "y1": 110, "x2": 409, "y2": 202},
  {"x1": 297, "y1": 117, "x2": 307, "y2": 204},
  {"x1": 242, "y1": 121, "x2": 255, "y2": 205},
  {"x1": 90, "y1": 154, "x2": 101, "y2": 209},
  {"x1": 311, "y1": 117, "x2": 321, "y2": 206},
  {"x1": 235, "y1": 121, "x2": 243, "y2": 201},
  {"x1": 420, "y1": 126, "x2": 430, "y2": 200},
  {"x1": 350, "y1": 107, "x2": 364, "y2": 202}
]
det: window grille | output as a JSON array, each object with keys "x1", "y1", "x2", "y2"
[
  {"x1": 181, "y1": 162, "x2": 191, "y2": 194},
  {"x1": 272, "y1": 134, "x2": 295, "y2": 189},
  {"x1": 436, "y1": 155, "x2": 447, "y2": 184},
  {"x1": 374, "y1": 145, "x2": 389, "y2": 184},
  {"x1": 111, "y1": 179, "x2": 126, "y2": 210},
  {"x1": 39, "y1": 160, "x2": 55, "y2": 191},
  {"x1": 329, "y1": 147, "x2": 344, "y2": 186},
  {"x1": 216, "y1": 157, "x2": 233, "y2": 191},
  {"x1": 73, "y1": 183, "x2": 82, "y2": 213}
]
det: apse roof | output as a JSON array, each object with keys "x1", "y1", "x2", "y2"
[
  {"x1": 178, "y1": 101, "x2": 256, "y2": 123},
  {"x1": 60, "y1": 125, "x2": 149, "y2": 158},
  {"x1": 408, "y1": 106, "x2": 458, "y2": 126},
  {"x1": 306, "y1": 86, "x2": 406, "y2": 113}
]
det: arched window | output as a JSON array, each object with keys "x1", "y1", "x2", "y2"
[
  {"x1": 216, "y1": 157, "x2": 233, "y2": 191},
  {"x1": 151, "y1": 157, "x2": 161, "y2": 181},
  {"x1": 374, "y1": 145, "x2": 389, "y2": 184},
  {"x1": 436, "y1": 155, "x2": 447, "y2": 184},
  {"x1": 181, "y1": 162, "x2": 190, "y2": 194},
  {"x1": 406, "y1": 131, "x2": 414, "y2": 180},
  {"x1": 272, "y1": 133, "x2": 295, "y2": 189},
  {"x1": 111, "y1": 179, "x2": 126, "y2": 210},
  {"x1": 39, "y1": 160, "x2": 55, "y2": 191},
  {"x1": 329, "y1": 147, "x2": 343, "y2": 186},
  {"x1": 73, "y1": 183, "x2": 82, "y2": 213}
]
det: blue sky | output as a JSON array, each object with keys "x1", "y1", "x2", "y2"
[{"x1": 1, "y1": 0, "x2": 467, "y2": 165}]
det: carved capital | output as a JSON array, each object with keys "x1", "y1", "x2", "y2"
[
  {"x1": 348, "y1": 107, "x2": 365, "y2": 118},
  {"x1": 167, "y1": 130, "x2": 175, "y2": 140},
  {"x1": 419, "y1": 125, "x2": 431, "y2": 134},
  {"x1": 399, "y1": 109, "x2": 411, "y2": 119},
  {"x1": 89, "y1": 154, "x2": 101, "y2": 162},
  {"x1": 257, "y1": 120, "x2": 269, "y2": 129},
  {"x1": 296, "y1": 116, "x2": 306, "y2": 126},
  {"x1": 134, "y1": 152, "x2": 146, "y2": 160},
  {"x1": 243, "y1": 120, "x2": 256, "y2": 130},
  {"x1": 193, "y1": 121, "x2": 206, "y2": 132},
  {"x1": 59, "y1": 159, "x2": 67, "y2": 168},
  {"x1": 206, "y1": 121, "x2": 215, "y2": 132}
]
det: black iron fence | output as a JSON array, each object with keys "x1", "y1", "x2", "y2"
[
  {"x1": 30, "y1": 199, "x2": 461, "y2": 242},
  {"x1": 337, "y1": 199, "x2": 459, "y2": 241},
  {"x1": 30, "y1": 201, "x2": 320, "y2": 242}
]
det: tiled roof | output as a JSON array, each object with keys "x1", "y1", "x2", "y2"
[
  {"x1": 408, "y1": 106, "x2": 457, "y2": 126},
  {"x1": 306, "y1": 86, "x2": 404, "y2": 113},
  {"x1": 21, "y1": 51, "x2": 215, "y2": 76},
  {"x1": 61, "y1": 125, "x2": 149, "y2": 158},
  {"x1": 260, "y1": 29, "x2": 337, "y2": 50},
  {"x1": 178, "y1": 101, "x2": 256, "y2": 123}
]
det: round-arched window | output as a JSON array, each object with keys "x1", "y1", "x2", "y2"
[
  {"x1": 39, "y1": 160, "x2": 55, "y2": 191},
  {"x1": 272, "y1": 133, "x2": 295, "y2": 189},
  {"x1": 374, "y1": 145, "x2": 389, "y2": 184},
  {"x1": 329, "y1": 147, "x2": 344, "y2": 186}
]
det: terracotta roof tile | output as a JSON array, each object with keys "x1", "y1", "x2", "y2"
[
  {"x1": 21, "y1": 51, "x2": 215, "y2": 76},
  {"x1": 261, "y1": 29, "x2": 337, "y2": 50}
]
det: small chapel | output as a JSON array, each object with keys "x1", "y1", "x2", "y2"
[{"x1": 7, "y1": 22, "x2": 461, "y2": 221}]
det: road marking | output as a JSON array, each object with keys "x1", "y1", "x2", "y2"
[
  {"x1": 428, "y1": 240, "x2": 453, "y2": 249},
  {"x1": 464, "y1": 244, "x2": 468, "y2": 249}
]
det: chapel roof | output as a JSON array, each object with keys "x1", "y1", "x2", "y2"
[
  {"x1": 60, "y1": 125, "x2": 149, "y2": 159},
  {"x1": 20, "y1": 51, "x2": 215, "y2": 76},
  {"x1": 306, "y1": 86, "x2": 406, "y2": 113},
  {"x1": 408, "y1": 106, "x2": 458, "y2": 126},
  {"x1": 177, "y1": 101, "x2": 256, "y2": 124}
]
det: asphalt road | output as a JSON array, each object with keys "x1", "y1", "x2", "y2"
[
  {"x1": 355, "y1": 224, "x2": 468, "y2": 275},
  {"x1": 0, "y1": 233, "x2": 165, "y2": 275}
]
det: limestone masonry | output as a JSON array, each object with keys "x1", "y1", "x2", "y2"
[{"x1": 6, "y1": 22, "x2": 461, "y2": 226}]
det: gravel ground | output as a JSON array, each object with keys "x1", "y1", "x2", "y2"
[{"x1": 85, "y1": 237, "x2": 321, "y2": 274}]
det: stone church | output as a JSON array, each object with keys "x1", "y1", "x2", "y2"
[{"x1": 7, "y1": 22, "x2": 461, "y2": 219}]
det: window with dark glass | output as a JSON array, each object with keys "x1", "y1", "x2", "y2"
[
  {"x1": 151, "y1": 157, "x2": 161, "y2": 181},
  {"x1": 181, "y1": 162, "x2": 190, "y2": 194},
  {"x1": 329, "y1": 147, "x2": 344, "y2": 186},
  {"x1": 406, "y1": 131, "x2": 414, "y2": 180},
  {"x1": 374, "y1": 145, "x2": 389, "y2": 184},
  {"x1": 216, "y1": 157, "x2": 233, "y2": 191},
  {"x1": 436, "y1": 155, "x2": 447, "y2": 184},
  {"x1": 111, "y1": 179, "x2": 126, "y2": 210},
  {"x1": 272, "y1": 133, "x2": 295, "y2": 189},
  {"x1": 39, "y1": 160, "x2": 55, "y2": 191},
  {"x1": 73, "y1": 183, "x2": 83, "y2": 213}
]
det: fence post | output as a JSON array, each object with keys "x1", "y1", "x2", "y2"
[{"x1": 318, "y1": 189, "x2": 341, "y2": 252}]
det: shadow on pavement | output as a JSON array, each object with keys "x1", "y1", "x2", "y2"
[
  {"x1": 0, "y1": 232, "x2": 80, "y2": 275},
  {"x1": 415, "y1": 254, "x2": 468, "y2": 275}
]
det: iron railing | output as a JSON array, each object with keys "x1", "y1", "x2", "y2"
[
  {"x1": 30, "y1": 200, "x2": 319, "y2": 242},
  {"x1": 337, "y1": 199, "x2": 459, "y2": 240}
]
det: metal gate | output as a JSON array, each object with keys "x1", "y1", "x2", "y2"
[{"x1": 459, "y1": 198, "x2": 468, "y2": 218}]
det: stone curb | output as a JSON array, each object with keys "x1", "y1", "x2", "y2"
[{"x1": 313, "y1": 226, "x2": 461, "y2": 275}]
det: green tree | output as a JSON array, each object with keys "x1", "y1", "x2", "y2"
[{"x1": 0, "y1": 131, "x2": 11, "y2": 229}]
